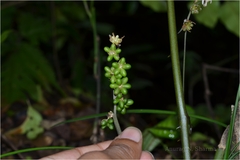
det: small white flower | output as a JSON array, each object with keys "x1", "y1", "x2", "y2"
[
  {"x1": 202, "y1": 0, "x2": 212, "y2": 7},
  {"x1": 109, "y1": 33, "x2": 124, "y2": 46},
  {"x1": 108, "y1": 111, "x2": 114, "y2": 119}
]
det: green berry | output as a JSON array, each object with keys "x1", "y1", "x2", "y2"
[
  {"x1": 105, "y1": 72, "x2": 111, "y2": 78},
  {"x1": 116, "y1": 93, "x2": 123, "y2": 99},
  {"x1": 120, "y1": 69, "x2": 127, "y2": 77},
  {"x1": 117, "y1": 106, "x2": 121, "y2": 111},
  {"x1": 121, "y1": 77, "x2": 128, "y2": 84},
  {"x1": 116, "y1": 74, "x2": 122, "y2": 79},
  {"x1": 112, "y1": 62, "x2": 118, "y2": 68},
  {"x1": 113, "y1": 98, "x2": 119, "y2": 104},
  {"x1": 124, "y1": 64, "x2": 131, "y2": 70},
  {"x1": 104, "y1": 66, "x2": 111, "y2": 72},
  {"x1": 101, "y1": 119, "x2": 107, "y2": 126},
  {"x1": 104, "y1": 47, "x2": 110, "y2": 52},
  {"x1": 110, "y1": 76, "x2": 116, "y2": 84},
  {"x1": 123, "y1": 84, "x2": 131, "y2": 89},
  {"x1": 116, "y1": 79, "x2": 122, "y2": 85},
  {"x1": 108, "y1": 118, "x2": 114, "y2": 124},
  {"x1": 119, "y1": 100, "x2": 124, "y2": 108},
  {"x1": 108, "y1": 123, "x2": 114, "y2": 130},
  {"x1": 120, "y1": 88, "x2": 128, "y2": 95},
  {"x1": 126, "y1": 99, "x2": 134, "y2": 106},
  {"x1": 110, "y1": 84, "x2": 118, "y2": 89},
  {"x1": 114, "y1": 88, "x2": 120, "y2": 95},
  {"x1": 121, "y1": 108, "x2": 126, "y2": 114}
]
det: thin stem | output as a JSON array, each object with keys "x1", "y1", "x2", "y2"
[
  {"x1": 224, "y1": 85, "x2": 240, "y2": 158},
  {"x1": 182, "y1": 10, "x2": 191, "y2": 94},
  {"x1": 202, "y1": 63, "x2": 221, "y2": 138},
  {"x1": 83, "y1": 1, "x2": 92, "y2": 18},
  {"x1": 1, "y1": 135, "x2": 25, "y2": 159},
  {"x1": 167, "y1": 1, "x2": 191, "y2": 159},
  {"x1": 182, "y1": 31, "x2": 187, "y2": 93},
  {"x1": 113, "y1": 93, "x2": 122, "y2": 135},
  {"x1": 83, "y1": 0, "x2": 101, "y2": 142},
  {"x1": 186, "y1": 11, "x2": 191, "y2": 20}
]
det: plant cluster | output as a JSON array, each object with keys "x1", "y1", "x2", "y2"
[
  {"x1": 101, "y1": 33, "x2": 134, "y2": 130},
  {"x1": 179, "y1": 0, "x2": 212, "y2": 33}
]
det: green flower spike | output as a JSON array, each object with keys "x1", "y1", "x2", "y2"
[
  {"x1": 110, "y1": 77, "x2": 131, "y2": 95},
  {"x1": 104, "y1": 66, "x2": 122, "y2": 84},
  {"x1": 112, "y1": 57, "x2": 131, "y2": 77},
  {"x1": 104, "y1": 44, "x2": 121, "y2": 61}
]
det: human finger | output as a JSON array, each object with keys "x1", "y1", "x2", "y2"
[
  {"x1": 40, "y1": 140, "x2": 112, "y2": 160},
  {"x1": 80, "y1": 127, "x2": 142, "y2": 159},
  {"x1": 140, "y1": 151, "x2": 155, "y2": 160}
]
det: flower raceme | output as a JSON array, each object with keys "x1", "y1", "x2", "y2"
[{"x1": 101, "y1": 33, "x2": 134, "y2": 129}]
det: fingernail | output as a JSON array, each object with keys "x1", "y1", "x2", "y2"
[
  {"x1": 119, "y1": 127, "x2": 141, "y2": 142},
  {"x1": 145, "y1": 151, "x2": 155, "y2": 160}
]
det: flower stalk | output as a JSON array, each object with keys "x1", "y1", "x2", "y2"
[
  {"x1": 102, "y1": 33, "x2": 134, "y2": 135},
  {"x1": 167, "y1": 1, "x2": 191, "y2": 159}
]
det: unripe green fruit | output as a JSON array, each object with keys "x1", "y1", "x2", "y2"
[
  {"x1": 107, "y1": 56, "x2": 113, "y2": 61},
  {"x1": 116, "y1": 74, "x2": 122, "y2": 79},
  {"x1": 116, "y1": 79, "x2": 122, "y2": 85},
  {"x1": 105, "y1": 72, "x2": 111, "y2": 78},
  {"x1": 117, "y1": 106, "x2": 121, "y2": 111},
  {"x1": 114, "y1": 88, "x2": 120, "y2": 95},
  {"x1": 110, "y1": 77, "x2": 116, "y2": 84},
  {"x1": 123, "y1": 84, "x2": 131, "y2": 89},
  {"x1": 120, "y1": 57, "x2": 126, "y2": 63},
  {"x1": 120, "y1": 88, "x2": 128, "y2": 95},
  {"x1": 113, "y1": 99, "x2": 119, "y2": 104},
  {"x1": 126, "y1": 99, "x2": 134, "y2": 106},
  {"x1": 108, "y1": 124, "x2": 114, "y2": 130},
  {"x1": 108, "y1": 118, "x2": 114, "y2": 124},
  {"x1": 116, "y1": 93, "x2": 123, "y2": 99},
  {"x1": 110, "y1": 84, "x2": 118, "y2": 89},
  {"x1": 112, "y1": 62, "x2": 118, "y2": 68},
  {"x1": 121, "y1": 108, "x2": 126, "y2": 114},
  {"x1": 121, "y1": 77, "x2": 128, "y2": 84},
  {"x1": 101, "y1": 119, "x2": 107, "y2": 126},
  {"x1": 119, "y1": 101, "x2": 124, "y2": 108},
  {"x1": 124, "y1": 64, "x2": 131, "y2": 69},
  {"x1": 104, "y1": 47, "x2": 110, "y2": 52},
  {"x1": 104, "y1": 66, "x2": 111, "y2": 72},
  {"x1": 120, "y1": 69, "x2": 127, "y2": 77}
]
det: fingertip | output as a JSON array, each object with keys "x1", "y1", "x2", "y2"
[
  {"x1": 141, "y1": 151, "x2": 155, "y2": 160},
  {"x1": 119, "y1": 126, "x2": 142, "y2": 143}
]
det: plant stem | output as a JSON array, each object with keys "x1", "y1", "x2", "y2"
[
  {"x1": 167, "y1": 1, "x2": 191, "y2": 159},
  {"x1": 224, "y1": 85, "x2": 240, "y2": 158},
  {"x1": 83, "y1": 0, "x2": 101, "y2": 142},
  {"x1": 182, "y1": 31, "x2": 187, "y2": 93},
  {"x1": 113, "y1": 92, "x2": 122, "y2": 135}
]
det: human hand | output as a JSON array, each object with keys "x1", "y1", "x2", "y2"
[{"x1": 40, "y1": 127, "x2": 154, "y2": 159}]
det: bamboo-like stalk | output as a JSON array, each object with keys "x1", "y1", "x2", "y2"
[{"x1": 167, "y1": 1, "x2": 191, "y2": 159}]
